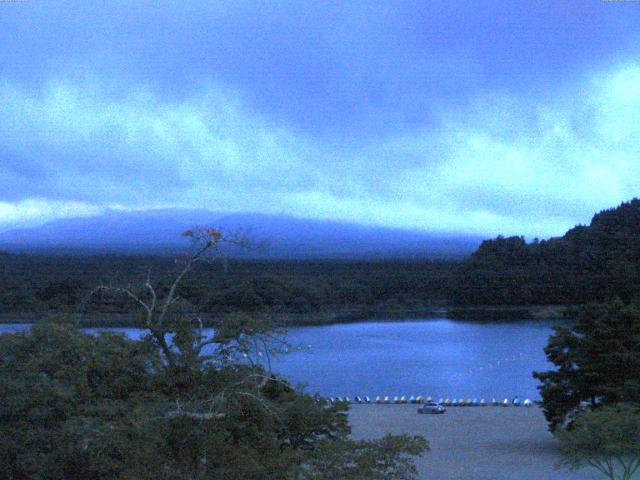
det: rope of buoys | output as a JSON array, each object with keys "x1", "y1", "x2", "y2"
[{"x1": 321, "y1": 396, "x2": 535, "y2": 407}]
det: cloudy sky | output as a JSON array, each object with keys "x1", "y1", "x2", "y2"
[{"x1": 1, "y1": 0, "x2": 639, "y2": 237}]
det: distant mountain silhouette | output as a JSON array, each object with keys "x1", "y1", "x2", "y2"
[{"x1": 0, "y1": 209, "x2": 481, "y2": 258}]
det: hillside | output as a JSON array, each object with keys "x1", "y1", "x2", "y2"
[
  {"x1": 0, "y1": 209, "x2": 480, "y2": 259},
  {"x1": 452, "y1": 199, "x2": 640, "y2": 305}
]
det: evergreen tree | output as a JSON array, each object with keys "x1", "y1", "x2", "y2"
[{"x1": 534, "y1": 300, "x2": 640, "y2": 431}]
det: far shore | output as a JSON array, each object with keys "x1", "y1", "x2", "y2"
[
  {"x1": 348, "y1": 404, "x2": 599, "y2": 480},
  {"x1": 0, "y1": 304, "x2": 572, "y2": 327}
]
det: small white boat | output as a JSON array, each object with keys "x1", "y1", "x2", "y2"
[
  {"x1": 491, "y1": 398, "x2": 499, "y2": 406},
  {"x1": 400, "y1": 396, "x2": 407, "y2": 403},
  {"x1": 425, "y1": 396, "x2": 432, "y2": 403},
  {"x1": 409, "y1": 395, "x2": 416, "y2": 403},
  {"x1": 444, "y1": 398, "x2": 451, "y2": 406},
  {"x1": 480, "y1": 399, "x2": 487, "y2": 407},
  {"x1": 354, "y1": 396, "x2": 362, "y2": 403},
  {"x1": 365, "y1": 396, "x2": 371, "y2": 403},
  {"x1": 512, "y1": 397, "x2": 521, "y2": 407},
  {"x1": 523, "y1": 398, "x2": 532, "y2": 407},
  {"x1": 375, "y1": 396, "x2": 382, "y2": 403},
  {"x1": 502, "y1": 398, "x2": 509, "y2": 407},
  {"x1": 345, "y1": 396, "x2": 351, "y2": 404},
  {"x1": 383, "y1": 396, "x2": 391, "y2": 404}
]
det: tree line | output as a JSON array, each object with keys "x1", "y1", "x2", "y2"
[
  {"x1": 2, "y1": 199, "x2": 640, "y2": 323},
  {"x1": 452, "y1": 199, "x2": 640, "y2": 305}
]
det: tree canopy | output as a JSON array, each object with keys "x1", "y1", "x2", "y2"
[
  {"x1": 534, "y1": 300, "x2": 640, "y2": 431},
  {"x1": 0, "y1": 228, "x2": 428, "y2": 479},
  {"x1": 555, "y1": 404, "x2": 640, "y2": 480},
  {"x1": 453, "y1": 199, "x2": 640, "y2": 305}
]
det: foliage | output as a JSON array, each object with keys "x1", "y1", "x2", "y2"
[
  {"x1": 555, "y1": 404, "x2": 640, "y2": 480},
  {"x1": 0, "y1": 253, "x2": 456, "y2": 321},
  {"x1": 302, "y1": 434, "x2": 429, "y2": 480},
  {"x1": 452, "y1": 198, "x2": 640, "y2": 305},
  {"x1": 0, "y1": 228, "x2": 428, "y2": 479},
  {"x1": 533, "y1": 300, "x2": 640, "y2": 431}
]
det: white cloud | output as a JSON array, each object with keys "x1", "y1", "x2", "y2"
[
  {"x1": 0, "y1": 199, "x2": 103, "y2": 232},
  {"x1": 1, "y1": 63, "x2": 640, "y2": 237}
]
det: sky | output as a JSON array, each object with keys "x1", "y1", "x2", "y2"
[{"x1": 1, "y1": 0, "x2": 639, "y2": 238}]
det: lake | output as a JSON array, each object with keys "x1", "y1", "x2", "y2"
[{"x1": 0, "y1": 318, "x2": 559, "y2": 400}]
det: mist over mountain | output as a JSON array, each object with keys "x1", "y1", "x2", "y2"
[{"x1": 0, "y1": 209, "x2": 481, "y2": 259}]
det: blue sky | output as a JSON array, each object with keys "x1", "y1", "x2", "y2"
[{"x1": 1, "y1": 0, "x2": 639, "y2": 237}]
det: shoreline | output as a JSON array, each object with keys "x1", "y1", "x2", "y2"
[{"x1": 0, "y1": 304, "x2": 572, "y2": 327}]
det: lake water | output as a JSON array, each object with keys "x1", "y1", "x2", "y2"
[{"x1": 0, "y1": 319, "x2": 559, "y2": 400}]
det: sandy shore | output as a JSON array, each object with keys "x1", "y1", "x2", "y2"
[{"x1": 348, "y1": 404, "x2": 601, "y2": 480}]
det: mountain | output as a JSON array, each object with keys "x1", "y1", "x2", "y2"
[
  {"x1": 452, "y1": 198, "x2": 640, "y2": 305},
  {"x1": 0, "y1": 209, "x2": 481, "y2": 259}
]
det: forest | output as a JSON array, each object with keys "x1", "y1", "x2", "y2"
[
  {"x1": 452, "y1": 199, "x2": 640, "y2": 305},
  {"x1": 1, "y1": 199, "x2": 639, "y2": 323},
  {"x1": 0, "y1": 254, "x2": 456, "y2": 325}
]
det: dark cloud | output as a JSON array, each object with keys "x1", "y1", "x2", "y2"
[{"x1": 0, "y1": 1, "x2": 639, "y2": 236}]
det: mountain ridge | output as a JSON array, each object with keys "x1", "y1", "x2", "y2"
[{"x1": 0, "y1": 209, "x2": 481, "y2": 259}]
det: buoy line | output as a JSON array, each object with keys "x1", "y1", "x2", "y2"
[{"x1": 318, "y1": 396, "x2": 534, "y2": 407}]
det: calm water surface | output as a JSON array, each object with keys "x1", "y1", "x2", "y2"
[{"x1": 0, "y1": 319, "x2": 559, "y2": 399}]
